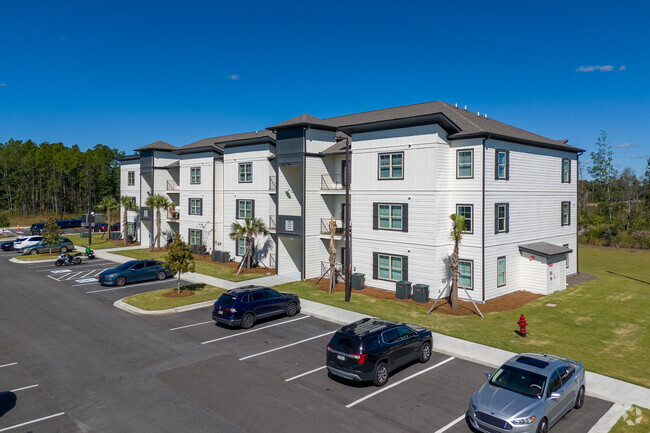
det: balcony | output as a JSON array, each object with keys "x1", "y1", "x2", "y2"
[
  {"x1": 320, "y1": 261, "x2": 342, "y2": 276},
  {"x1": 269, "y1": 176, "x2": 277, "y2": 192},
  {"x1": 269, "y1": 215, "x2": 276, "y2": 231},
  {"x1": 166, "y1": 180, "x2": 180, "y2": 192},
  {"x1": 166, "y1": 208, "x2": 180, "y2": 221},
  {"x1": 320, "y1": 218, "x2": 345, "y2": 236},
  {"x1": 320, "y1": 174, "x2": 346, "y2": 192}
]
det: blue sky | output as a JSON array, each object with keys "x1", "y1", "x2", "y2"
[{"x1": 1, "y1": 0, "x2": 648, "y2": 177}]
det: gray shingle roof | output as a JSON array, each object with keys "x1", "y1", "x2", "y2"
[
  {"x1": 180, "y1": 131, "x2": 275, "y2": 150},
  {"x1": 519, "y1": 242, "x2": 573, "y2": 258},
  {"x1": 134, "y1": 140, "x2": 177, "y2": 151},
  {"x1": 267, "y1": 114, "x2": 338, "y2": 131}
]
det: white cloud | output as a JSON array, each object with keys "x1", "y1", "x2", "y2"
[
  {"x1": 576, "y1": 65, "x2": 614, "y2": 72},
  {"x1": 226, "y1": 74, "x2": 240, "y2": 80},
  {"x1": 619, "y1": 65, "x2": 626, "y2": 71},
  {"x1": 615, "y1": 142, "x2": 631, "y2": 148},
  {"x1": 630, "y1": 155, "x2": 646, "y2": 159},
  {"x1": 0, "y1": 83, "x2": 6, "y2": 87}
]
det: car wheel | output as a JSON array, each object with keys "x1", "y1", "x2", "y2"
[
  {"x1": 55, "y1": 260, "x2": 63, "y2": 267},
  {"x1": 116, "y1": 276, "x2": 127, "y2": 287},
  {"x1": 574, "y1": 385, "x2": 585, "y2": 409},
  {"x1": 536, "y1": 418, "x2": 548, "y2": 433},
  {"x1": 373, "y1": 362, "x2": 389, "y2": 387},
  {"x1": 29, "y1": 249, "x2": 38, "y2": 255},
  {"x1": 419, "y1": 341, "x2": 432, "y2": 363},
  {"x1": 241, "y1": 313, "x2": 255, "y2": 329},
  {"x1": 156, "y1": 271, "x2": 166, "y2": 280},
  {"x1": 286, "y1": 302, "x2": 298, "y2": 317},
  {"x1": 60, "y1": 246, "x2": 68, "y2": 253}
]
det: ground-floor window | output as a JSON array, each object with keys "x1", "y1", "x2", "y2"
[
  {"x1": 458, "y1": 259, "x2": 473, "y2": 290},
  {"x1": 127, "y1": 222, "x2": 135, "y2": 236},
  {"x1": 563, "y1": 244, "x2": 569, "y2": 268},
  {"x1": 236, "y1": 237, "x2": 247, "y2": 256},
  {"x1": 497, "y1": 256, "x2": 506, "y2": 287},
  {"x1": 189, "y1": 229, "x2": 202, "y2": 246}
]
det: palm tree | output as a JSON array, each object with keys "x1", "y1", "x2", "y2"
[
  {"x1": 120, "y1": 196, "x2": 139, "y2": 246},
  {"x1": 145, "y1": 194, "x2": 171, "y2": 250},
  {"x1": 229, "y1": 217, "x2": 269, "y2": 270},
  {"x1": 449, "y1": 213, "x2": 466, "y2": 311},
  {"x1": 95, "y1": 196, "x2": 119, "y2": 240}
]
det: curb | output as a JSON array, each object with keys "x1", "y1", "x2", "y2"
[
  {"x1": 10, "y1": 257, "x2": 57, "y2": 264},
  {"x1": 114, "y1": 297, "x2": 216, "y2": 316}
]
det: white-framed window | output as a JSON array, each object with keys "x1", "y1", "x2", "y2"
[
  {"x1": 562, "y1": 159, "x2": 571, "y2": 183},
  {"x1": 457, "y1": 149, "x2": 473, "y2": 178},
  {"x1": 189, "y1": 198, "x2": 202, "y2": 215},
  {"x1": 378, "y1": 254, "x2": 403, "y2": 281},
  {"x1": 496, "y1": 150, "x2": 509, "y2": 180},
  {"x1": 237, "y1": 200, "x2": 253, "y2": 219},
  {"x1": 378, "y1": 152, "x2": 403, "y2": 179},
  {"x1": 239, "y1": 162, "x2": 252, "y2": 183},
  {"x1": 236, "y1": 237, "x2": 247, "y2": 256},
  {"x1": 563, "y1": 244, "x2": 570, "y2": 268},
  {"x1": 127, "y1": 171, "x2": 135, "y2": 186},
  {"x1": 456, "y1": 204, "x2": 473, "y2": 233},
  {"x1": 495, "y1": 203, "x2": 509, "y2": 233},
  {"x1": 378, "y1": 204, "x2": 403, "y2": 230},
  {"x1": 497, "y1": 256, "x2": 506, "y2": 287},
  {"x1": 190, "y1": 167, "x2": 201, "y2": 184},
  {"x1": 458, "y1": 259, "x2": 473, "y2": 290},
  {"x1": 189, "y1": 229, "x2": 202, "y2": 246},
  {"x1": 561, "y1": 201, "x2": 571, "y2": 226}
]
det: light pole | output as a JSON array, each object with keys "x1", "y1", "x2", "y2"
[{"x1": 87, "y1": 165, "x2": 92, "y2": 247}]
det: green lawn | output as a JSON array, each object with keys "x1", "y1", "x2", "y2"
[
  {"x1": 274, "y1": 247, "x2": 650, "y2": 388},
  {"x1": 14, "y1": 252, "x2": 60, "y2": 261},
  {"x1": 65, "y1": 233, "x2": 124, "y2": 250},
  {"x1": 611, "y1": 405, "x2": 650, "y2": 433},
  {"x1": 111, "y1": 248, "x2": 266, "y2": 282},
  {"x1": 123, "y1": 284, "x2": 225, "y2": 310}
]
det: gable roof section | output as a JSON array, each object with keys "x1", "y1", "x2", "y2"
[
  {"x1": 134, "y1": 140, "x2": 177, "y2": 152},
  {"x1": 179, "y1": 131, "x2": 275, "y2": 153},
  {"x1": 267, "y1": 114, "x2": 338, "y2": 131},
  {"x1": 519, "y1": 242, "x2": 573, "y2": 258}
]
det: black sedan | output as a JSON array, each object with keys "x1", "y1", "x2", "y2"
[{"x1": 1, "y1": 238, "x2": 23, "y2": 251}]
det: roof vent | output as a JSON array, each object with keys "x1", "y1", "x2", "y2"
[
  {"x1": 485, "y1": 114, "x2": 488, "y2": 119},
  {"x1": 464, "y1": 105, "x2": 467, "y2": 110},
  {"x1": 477, "y1": 111, "x2": 480, "y2": 117},
  {"x1": 455, "y1": 102, "x2": 458, "y2": 108}
]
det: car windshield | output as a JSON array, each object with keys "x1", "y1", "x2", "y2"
[
  {"x1": 115, "y1": 262, "x2": 137, "y2": 271},
  {"x1": 490, "y1": 365, "x2": 546, "y2": 398},
  {"x1": 217, "y1": 294, "x2": 237, "y2": 307}
]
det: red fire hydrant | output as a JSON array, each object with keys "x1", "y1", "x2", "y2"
[{"x1": 517, "y1": 314, "x2": 528, "y2": 337}]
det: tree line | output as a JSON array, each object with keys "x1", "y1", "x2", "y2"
[
  {"x1": 0, "y1": 139, "x2": 123, "y2": 217},
  {"x1": 579, "y1": 131, "x2": 650, "y2": 248}
]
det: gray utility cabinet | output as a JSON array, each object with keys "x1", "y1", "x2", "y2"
[
  {"x1": 412, "y1": 284, "x2": 430, "y2": 303},
  {"x1": 351, "y1": 273, "x2": 365, "y2": 290},
  {"x1": 396, "y1": 281, "x2": 412, "y2": 299}
]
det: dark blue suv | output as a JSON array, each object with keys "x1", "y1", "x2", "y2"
[{"x1": 212, "y1": 286, "x2": 300, "y2": 329}]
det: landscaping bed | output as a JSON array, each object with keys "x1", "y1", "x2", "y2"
[
  {"x1": 14, "y1": 252, "x2": 60, "y2": 261},
  {"x1": 123, "y1": 283, "x2": 224, "y2": 310}
]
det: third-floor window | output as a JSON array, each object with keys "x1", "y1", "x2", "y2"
[
  {"x1": 378, "y1": 152, "x2": 403, "y2": 179},
  {"x1": 495, "y1": 150, "x2": 509, "y2": 180},
  {"x1": 190, "y1": 167, "x2": 201, "y2": 184},
  {"x1": 127, "y1": 171, "x2": 135, "y2": 186},
  {"x1": 562, "y1": 159, "x2": 571, "y2": 183},
  {"x1": 456, "y1": 204, "x2": 473, "y2": 233},
  {"x1": 239, "y1": 162, "x2": 252, "y2": 183}
]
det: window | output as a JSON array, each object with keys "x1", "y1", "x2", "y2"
[
  {"x1": 188, "y1": 229, "x2": 202, "y2": 246},
  {"x1": 558, "y1": 365, "x2": 575, "y2": 383},
  {"x1": 239, "y1": 162, "x2": 252, "y2": 183},
  {"x1": 374, "y1": 253, "x2": 406, "y2": 282},
  {"x1": 250, "y1": 291, "x2": 265, "y2": 302},
  {"x1": 236, "y1": 237, "x2": 247, "y2": 256},
  {"x1": 190, "y1": 167, "x2": 201, "y2": 184},
  {"x1": 127, "y1": 222, "x2": 135, "y2": 236},
  {"x1": 495, "y1": 203, "x2": 509, "y2": 233},
  {"x1": 457, "y1": 149, "x2": 473, "y2": 178},
  {"x1": 456, "y1": 204, "x2": 473, "y2": 233},
  {"x1": 497, "y1": 257, "x2": 506, "y2": 287},
  {"x1": 378, "y1": 152, "x2": 403, "y2": 179},
  {"x1": 547, "y1": 371, "x2": 562, "y2": 397},
  {"x1": 264, "y1": 289, "x2": 281, "y2": 299},
  {"x1": 563, "y1": 244, "x2": 570, "y2": 268},
  {"x1": 127, "y1": 171, "x2": 135, "y2": 186},
  {"x1": 562, "y1": 159, "x2": 571, "y2": 183},
  {"x1": 495, "y1": 150, "x2": 509, "y2": 180},
  {"x1": 236, "y1": 199, "x2": 254, "y2": 219},
  {"x1": 189, "y1": 198, "x2": 202, "y2": 215},
  {"x1": 458, "y1": 260, "x2": 473, "y2": 290},
  {"x1": 375, "y1": 204, "x2": 404, "y2": 231},
  {"x1": 561, "y1": 201, "x2": 571, "y2": 226}
]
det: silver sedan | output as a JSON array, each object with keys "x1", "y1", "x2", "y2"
[{"x1": 468, "y1": 353, "x2": 586, "y2": 433}]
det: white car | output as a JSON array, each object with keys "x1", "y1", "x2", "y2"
[{"x1": 14, "y1": 235, "x2": 43, "y2": 251}]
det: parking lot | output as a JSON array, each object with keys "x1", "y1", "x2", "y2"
[{"x1": 1, "y1": 250, "x2": 617, "y2": 432}]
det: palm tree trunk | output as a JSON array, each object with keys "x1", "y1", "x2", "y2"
[
  {"x1": 247, "y1": 235, "x2": 252, "y2": 269},
  {"x1": 123, "y1": 208, "x2": 128, "y2": 246},
  {"x1": 450, "y1": 243, "x2": 459, "y2": 310},
  {"x1": 156, "y1": 208, "x2": 161, "y2": 250},
  {"x1": 177, "y1": 273, "x2": 181, "y2": 293}
]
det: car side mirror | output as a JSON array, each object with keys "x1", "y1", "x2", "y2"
[
  {"x1": 130, "y1": 269, "x2": 136, "y2": 272},
  {"x1": 549, "y1": 392, "x2": 561, "y2": 400},
  {"x1": 485, "y1": 372, "x2": 492, "y2": 380}
]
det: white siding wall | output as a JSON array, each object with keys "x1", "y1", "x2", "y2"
[
  {"x1": 120, "y1": 161, "x2": 141, "y2": 243},
  {"x1": 306, "y1": 128, "x2": 336, "y2": 153},
  {"x1": 179, "y1": 152, "x2": 215, "y2": 248}
]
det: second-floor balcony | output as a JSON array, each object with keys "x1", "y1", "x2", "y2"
[
  {"x1": 320, "y1": 218, "x2": 345, "y2": 236},
  {"x1": 166, "y1": 208, "x2": 180, "y2": 221},
  {"x1": 320, "y1": 174, "x2": 346, "y2": 191},
  {"x1": 166, "y1": 180, "x2": 180, "y2": 192},
  {"x1": 269, "y1": 215, "x2": 276, "y2": 231},
  {"x1": 269, "y1": 176, "x2": 277, "y2": 192}
]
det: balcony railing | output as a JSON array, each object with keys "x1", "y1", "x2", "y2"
[
  {"x1": 320, "y1": 174, "x2": 346, "y2": 190},
  {"x1": 166, "y1": 208, "x2": 180, "y2": 221},
  {"x1": 269, "y1": 215, "x2": 276, "y2": 231},
  {"x1": 166, "y1": 180, "x2": 180, "y2": 191},
  {"x1": 269, "y1": 176, "x2": 277, "y2": 192},
  {"x1": 320, "y1": 261, "x2": 342, "y2": 276},
  {"x1": 320, "y1": 218, "x2": 345, "y2": 235}
]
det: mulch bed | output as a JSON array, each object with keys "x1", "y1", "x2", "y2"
[
  {"x1": 307, "y1": 278, "x2": 543, "y2": 317},
  {"x1": 150, "y1": 247, "x2": 276, "y2": 276},
  {"x1": 162, "y1": 290, "x2": 195, "y2": 298}
]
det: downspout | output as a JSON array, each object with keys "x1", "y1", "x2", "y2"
[
  {"x1": 212, "y1": 156, "x2": 216, "y2": 253},
  {"x1": 576, "y1": 151, "x2": 583, "y2": 274},
  {"x1": 301, "y1": 127, "x2": 308, "y2": 280},
  {"x1": 481, "y1": 135, "x2": 491, "y2": 303}
]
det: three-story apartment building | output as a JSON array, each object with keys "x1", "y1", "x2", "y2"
[{"x1": 119, "y1": 101, "x2": 582, "y2": 301}]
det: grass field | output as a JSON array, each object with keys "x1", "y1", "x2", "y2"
[
  {"x1": 14, "y1": 252, "x2": 60, "y2": 261},
  {"x1": 123, "y1": 284, "x2": 224, "y2": 310},
  {"x1": 611, "y1": 405, "x2": 650, "y2": 433},
  {"x1": 112, "y1": 248, "x2": 265, "y2": 282},
  {"x1": 65, "y1": 233, "x2": 125, "y2": 250}
]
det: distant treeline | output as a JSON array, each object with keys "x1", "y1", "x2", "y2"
[{"x1": 0, "y1": 139, "x2": 123, "y2": 217}]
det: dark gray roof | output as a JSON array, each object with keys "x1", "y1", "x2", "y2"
[
  {"x1": 179, "y1": 131, "x2": 275, "y2": 151},
  {"x1": 267, "y1": 114, "x2": 338, "y2": 131},
  {"x1": 134, "y1": 140, "x2": 177, "y2": 151},
  {"x1": 519, "y1": 242, "x2": 573, "y2": 258}
]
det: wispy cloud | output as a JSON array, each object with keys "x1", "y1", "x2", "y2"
[
  {"x1": 630, "y1": 155, "x2": 646, "y2": 159},
  {"x1": 619, "y1": 65, "x2": 626, "y2": 71},
  {"x1": 610, "y1": 128, "x2": 624, "y2": 133},
  {"x1": 615, "y1": 142, "x2": 631, "y2": 148},
  {"x1": 226, "y1": 74, "x2": 240, "y2": 80},
  {"x1": 576, "y1": 65, "x2": 615, "y2": 72},
  {"x1": 0, "y1": 83, "x2": 6, "y2": 87}
]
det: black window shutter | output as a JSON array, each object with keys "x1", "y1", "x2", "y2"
[
  {"x1": 568, "y1": 160, "x2": 571, "y2": 183},
  {"x1": 372, "y1": 203, "x2": 378, "y2": 230},
  {"x1": 235, "y1": 199, "x2": 240, "y2": 219},
  {"x1": 505, "y1": 151, "x2": 510, "y2": 180},
  {"x1": 494, "y1": 203, "x2": 499, "y2": 234},
  {"x1": 402, "y1": 204, "x2": 408, "y2": 232},
  {"x1": 505, "y1": 203, "x2": 510, "y2": 233},
  {"x1": 494, "y1": 151, "x2": 499, "y2": 180},
  {"x1": 251, "y1": 200, "x2": 255, "y2": 219},
  {"x1": 402, "y1": 255, "x2": 408, "y2": 282},
  {"x1": 561, "y1": 202, "x2": 564, "y2": 226},
  {"x1": 188, "y1": 198, "x2": 191, "y2": 215},
  {"x1": 568, "y1": 203, "x2": 571, "y2": 225},
  {"x1": 199, "y1": 199, "x2": 203, "y2": 216},
  {"x1": 372, "y1": 252, "x2": 378, "y2": 279}
]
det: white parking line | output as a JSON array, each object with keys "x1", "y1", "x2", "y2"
[
  {"x1": 345, "y1": 357, "x2": 455, "y2": 408},
  {"x1": 434, "y1": 414, "x2": 466, "y2": 433},
  {"x1": 0, "y1": 362, "x2": 17, "y2": 368},
  {"x1": 170, "y1": 321, "x2": 215, "y2": 331},
  {"x1": 239, "y1": 330, "x2": 336, "y2": 361},
  {"x1": 0, "y1": 412, "x2": 65, "y2": 432},
  {"x1": 10, "y1": 384, "x2": 38, "y2": 392},
  {"x1": 63, "y1": 271, "x2": 84, "y2": 280},
  {"x1": 200, "y1": 316, "x2": 310, "y2": 343},
  {"x1": 72, "y1": 281, "x2": 103, "y2": 287},
  {"x1": 78, "y1": 269, "x2": 100, "y2": 278},
  {"x1": 285, "y1": 365, "x2": 327, "y2": 382},
  {"x1": 86, "y1": 280, "x2": 171, "y2": 294}
]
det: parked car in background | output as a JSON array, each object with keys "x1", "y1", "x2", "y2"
[
  {"x1": 468, "y1": 353, "x2": 586, "y2": 433},
  {"x1": 14, "y1": 235, "x2": 43, "y2": 251},
  {"x1": 30, "y1": 223, "x2": 45, "y2": 235},
  {"x1": 94, "y1": 223, "x2": 108, "y2": 232},
  {"x1": 326, "y1": 318, "x2": 432, "y2": 387},
  {"x1": 21, "y1": 238, "x2": 75, "y2": 255},
  {"x1": 1, "y1": 238, "x2": 24, "y2": 251},
  {"x1": 98, "y1": 260, "x2": 173, "y2": 286},
  {"x1": 212, "y1": 286, "x2": 301, "y2": 329}
]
